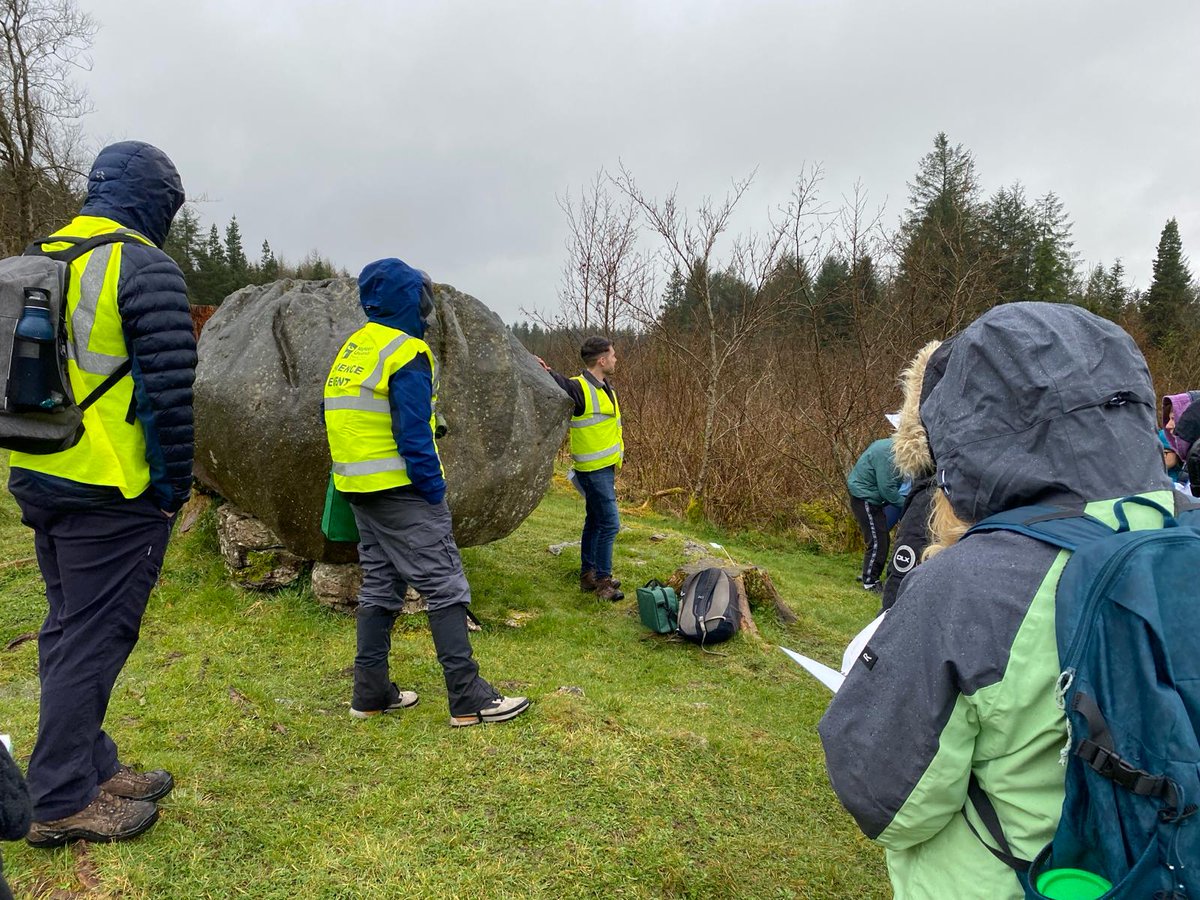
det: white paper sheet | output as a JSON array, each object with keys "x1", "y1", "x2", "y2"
[
  {"x1": 782, "y1": 612, "x2": 888, "y2": 694},
  {"x1": 780, "y1": 646, "x2": 845, "y2": 692},
  {"x1": 841, "y1": 613, "x2": 885, "y2": 674}
]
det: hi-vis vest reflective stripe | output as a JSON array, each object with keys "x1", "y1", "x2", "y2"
[
  {"x1": 9, "y1": 216, "x2": 153, "y2": 496},
  {"x1": 569, "y1": 375, "x2": 623, "y2": 472},
  {"x1": 323, "y1": 322, "x2": 441, "y2": 493}
]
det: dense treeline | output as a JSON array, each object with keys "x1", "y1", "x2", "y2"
[
  {"x1": 520, "y1": 133, "x2": 1198, "y2": 545},
  {"x1": 162, "y1": 206, "x2": 345, "y2": 306}
]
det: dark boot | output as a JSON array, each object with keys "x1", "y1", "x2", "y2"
[{"x1": 426, "y1": 605, "x2": 502, "y2": 719}]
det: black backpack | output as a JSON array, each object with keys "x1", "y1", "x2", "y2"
[
  {"x1": 676, "y1": 567, "x2": 740, "y2": 646},
  {"x1": 0, "y1": 233, "x2": 142, "y2": 454}
]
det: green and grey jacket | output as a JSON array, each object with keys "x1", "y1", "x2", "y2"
[
  {"x1": 819, "y1": 303, "x2": 1172, "y2": 900},
  {"x1": 847, "y1": 437, "x2": 904, "y2": 507}
]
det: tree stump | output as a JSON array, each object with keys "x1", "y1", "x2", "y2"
[{"x1": 666, "y1": 558, "x2": 800, "y2": 641}]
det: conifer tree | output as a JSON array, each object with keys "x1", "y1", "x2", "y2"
[
  {"x1": 205, "y1": 224, "x2": 224, "y2": 264},
  {"x1": 163, "y1": 204, "x2": 202, "y2": 288},
  {"x1": 984, "y1": 182, "x2": 1037, "y2": 303},
  {"x1": 895, "y1": 132, "x2": 991, "y2": 336},
  {"x1": 259, "y1": 239, "x2": 279, "y2": 280},
  {"x1": 904, "y1": 131, "x2": 980, "y2": 227},
  {"x1": 1105, "y1": 260, "x2": 1128, "y2": 313},
  {"x1": 224, "y1": 216, "x2": 248, "y2": 276},
  {"x1": 1029, "y1": 192, "x2": 1076, "y2": 303},
  {"x1": 193, "y1": 224, "x2": 230, "y2": 305},
  {"x1": 1142, "y1": 218, "x2": 1194, "y2": 348}
]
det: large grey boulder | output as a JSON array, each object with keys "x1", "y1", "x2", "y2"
[{"x1": 193, "y1": 278, "x2": 571, "y2": 562}]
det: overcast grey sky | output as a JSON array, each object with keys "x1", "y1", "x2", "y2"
[{"x1": 83, "y1": 0, "x2": 1199, "y2": 321}]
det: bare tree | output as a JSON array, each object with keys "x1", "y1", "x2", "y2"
[
  {"x1": 528, "y1": 171, "x2": 648, "y2": 343},
  {"x1": 612, "y1": 163, "x2": 829, "y2": 517},
  {"x1": 776, "y1": 181, "x2": 909, "y2": 496},
  {"x1": 0, "y1": 0, "x2": 96, "y2": 252}
]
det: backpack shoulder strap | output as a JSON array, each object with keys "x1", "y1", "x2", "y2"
[
  {"x1": 76, "y1": 359, "x2": 133, "y2": 412},
  {"x1": 963, "y1": 774, "x2": 1032, "y2": 874},
  {"x1": 21, "y1": 232, "x2": 146, "y2": 413},
  {"x1": 25, "y1": 231, "x2": 151, "y2": 265},
  {"x1": 964, "y1": 505, "x2": 1114, "y2": 552}
]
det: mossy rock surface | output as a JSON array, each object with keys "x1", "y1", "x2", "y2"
[{"x1": 231, "y1": 548, "x2": 306, "y2": 589}]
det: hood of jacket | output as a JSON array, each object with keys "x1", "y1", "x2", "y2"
[
  {"x1": 919, "y1": 302, "x2": 1168, "y2": 525},
  {"x1": 892, "y1": 340, "x2": 942, "y2": 479},
  {"x1": 78, "y1": 142, "x2": 184, "y2": 248},
  {"x1": 358, "y1": 258, "x2": 429, "y2": 337}
]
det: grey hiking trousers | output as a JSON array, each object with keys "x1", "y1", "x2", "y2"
[{"x1": 348, "y1": 488, "x2": 471, "y2": 614}]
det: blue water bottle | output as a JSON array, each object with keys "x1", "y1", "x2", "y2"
[{"x1": 10, "y1": 288, "x2": 60, "y2": 410}]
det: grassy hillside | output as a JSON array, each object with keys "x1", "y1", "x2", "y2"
[{"x1": 0, "y1": 462, "x2": 888, "y2": 899}]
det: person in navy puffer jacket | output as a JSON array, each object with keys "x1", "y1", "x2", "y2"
[{"x1": 8, "y1": 142, "x2": 195, "y2": 848}]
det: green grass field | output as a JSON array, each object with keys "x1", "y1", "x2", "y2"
[{"x1": 0, "y1": 462, "x2": 888, "y2": 899}]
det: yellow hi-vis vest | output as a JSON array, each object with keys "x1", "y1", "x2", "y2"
[
  {"x1": 569, "y1": 374, "x2": 623, "y2": 472},
  {"x1": 323, "y1": 322, "x2": 441, "y2": 493},
  {"x1": 9, "y1": 216, "x2": 154, "y2": 495}
]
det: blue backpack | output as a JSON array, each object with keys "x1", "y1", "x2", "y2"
[{"x1": 964, "y1": 496, "x2": 1200, "y2": 900}]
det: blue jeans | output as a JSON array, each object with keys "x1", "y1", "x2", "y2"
[{"x1": 575, "y1": 466, "x2": 619, "y2": 578}]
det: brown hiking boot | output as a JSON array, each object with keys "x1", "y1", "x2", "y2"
[
  {"x1": 26, "y1": 792, "x2": 159, "y2": 848},
  {"x1": 100, "y1": 764, "x2": 174, "y2": 802},
  {"x1": 593, "y1": 576, "x2": 624, "y2": 602},
  {"x1": 581, "y1": 571, "x2": 621, "y2": 592}
]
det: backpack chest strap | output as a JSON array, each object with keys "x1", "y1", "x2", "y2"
[{"x1": 1073, "y1": 692, "x2": 1179, "y2": 805}]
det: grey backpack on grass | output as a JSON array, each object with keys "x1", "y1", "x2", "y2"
[
  {"x1": 0, "y1": 234, "x2": 141, "y2": 454},
  {"x1": 677, "y1": 567, "x2": 740, "y2": 646}
]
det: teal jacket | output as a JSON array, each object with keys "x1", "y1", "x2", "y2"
[
  {"x1": 819, "y1": 303, "x2": 1172, "y2": 899},
  {"x1": 847, "y1": 437, "x2": 904, "y2": 507}
]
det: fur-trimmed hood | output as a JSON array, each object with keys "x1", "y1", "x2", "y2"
[{"x1": 892, "y1": 341, "x2": 942, "y2": 479}]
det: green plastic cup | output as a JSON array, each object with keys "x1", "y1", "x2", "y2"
[{"x1": 1035, "y1": 867, "x2": 1113, "y2": 899}]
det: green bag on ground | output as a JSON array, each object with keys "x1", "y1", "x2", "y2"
[
  {"x1": 636, "y1": 579, "x2": 679, "y2": 634},
  {"x1": 320, "y1": 474, "x2": 359, "y2": 543}
]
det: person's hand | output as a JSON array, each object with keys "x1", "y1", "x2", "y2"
[{"x1": 535, "y1": 356, "x2": 551, "y2": 372}]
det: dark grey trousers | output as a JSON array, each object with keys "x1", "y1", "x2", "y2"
[
  {"x1": 350, "y1": 490, "x2": 471, "y2": 615},
  {"x1": 348, "y1": 489, "x2": 496, "y2": 716}
]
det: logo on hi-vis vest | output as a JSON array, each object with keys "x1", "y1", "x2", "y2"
[
  {"x1": 892, "y1": 544, "x2": 916, "y2": 573},
  {"x1": 329, "y1": 341, "x2": 374, "y2": 388}
]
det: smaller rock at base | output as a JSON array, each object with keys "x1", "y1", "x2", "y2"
[{"x1": 312, "y1": 562, "x2": 363, "y2": 614}]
